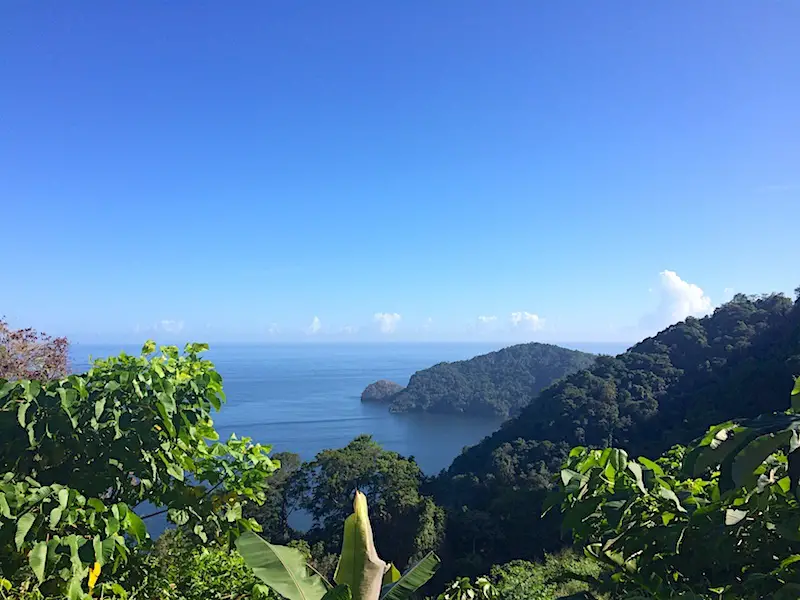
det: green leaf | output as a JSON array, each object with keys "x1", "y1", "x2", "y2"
[
  {"x1": 87, "y1": 498, "x2": 105, "y2": 512},
  {"x1": 725, "y1": 508, "x2": 748, "y2": 526},
  {"x1": 30, "y1": 540, "x2": 48, "y2": 583},
  {"x1": 627, "y1": 462, "x2": 646, "y2": 494},
  {"x1": 58, "y1": 488, "x2": 69, "y2": 509},
  {"x1": 125, "y1": 511, "x2": 147, "y2": 543},
  {"x1": 24, "y1": 380, "x2": 41, "y2": 400},
  {"x1": 731, "y1": 430, "x2": 793, "y2": 489},
  {"x1": 105, "y1": 516, "x2": 120, "y2": 536},
  {"x1": 560, "y1": 468, "x2": 582, "y2": 486},
  {"x1": 322, "y1": 585, "x2": 353, "y2": 600},
  {"x1": 236, "y1": 532, "x2": 330, "y2": 600},
  {"x1": 383, "y1": 564, "x2": 401, "y2": 586},
  {"x1": 609, "y1": 448, "x2": 628, "y2": 472},
  {"x1": 67, "y1": 576, "x2": 84, "y2": 600},
  {"x1": 49, "y1": 506, "x2": 63, "y2": 528},
  {"x1": 0, "y1": 380, "x2": 16, "y2": 400},
  {"x1": 93, "y1": 535, "x2": 115, "y2": 566},
  {"x1": 58, "y1": 388, "x2": 78, "y2": 424},
  {"x1": 94, "y1": 398, "x2": 106, "y2": 419},
  {"x1": 0, "y1": 493, "x2": 11, "y2": 518},
  {"x1": 380, "y1": 552, "x2": 441, "y2": 600},
  {"x1": 15, "y1": 513, "x2": 36, "y2": 550},
  {"x1": 168, "y1": 508, "x2": 189, "y2": 526},
  {"x1": 165, "y1": 462, "x2": 184, "y2": 481},
  {"x1": 141, "y1": 340, "x2": 156, "y2": 355},
  {"x1": 17, "y1": 401, "x2": 31, "y2": 427},
  {"x1": 659, "y1": 487, "x2": 686, "y2": 513},
  {"x1": 157, "y1": 392, "x2": 176, "y2": 416},
  {"x1": 638, "y1": 457, "x2": 664, "y2": 476},
  {"x1": 335, "y1": 491, "x2": 387, "y2": 600}
]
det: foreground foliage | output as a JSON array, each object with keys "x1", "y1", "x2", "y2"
[
  {"x1": 0, "y1": 342, "x2": 277, "y2": 598},
  {"x1": 554, "y1": 378, "x2": 800, "y2": 598},
  {"x1": 237, "y1": 490, "x2": 440, "y2": 600}
]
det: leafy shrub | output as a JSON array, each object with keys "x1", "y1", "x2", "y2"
[
  {"x1": 236, "y1": 491, "x2": 441, "y2": 600},
  {"x1": 489, "y1": 552, "x2": 605, "y2": 600},
  {"x1": 553, "y1": 378, "x2": 800, "y2": 599},
  {"x1": 0, "y1": 341, "x2": 277, "y2": 598}
]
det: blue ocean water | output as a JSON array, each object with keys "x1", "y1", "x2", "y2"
[{"x1": 69, "y1": 342, "x2": 627, "y2": 474}]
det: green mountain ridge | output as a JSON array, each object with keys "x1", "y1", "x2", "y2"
[
  {"x1": 366, "y1": 342, "x2": 596, "y2": 418},
  {"x1": 431, "y1": 290, "x2": 800, "y2": 575}
]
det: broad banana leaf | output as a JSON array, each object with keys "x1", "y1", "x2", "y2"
[
  {"x1": 236, "y1": 531, "x2": 330, "y2": 600},
  {"x1": 380, "y1": 551, "x2": 441, "y2": 600},
  {"x1": 334, "y1": 490, "x2": 388, "y2": 600}
]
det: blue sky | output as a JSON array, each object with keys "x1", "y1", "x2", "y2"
[{"x1": 1, "y1": 2, "x2": 798, "y2": 344}]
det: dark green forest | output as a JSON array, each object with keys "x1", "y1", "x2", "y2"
[
  {"x1": 385, "y1": 343, "x2": 596, "y2": 417},
  {"x1": 430, "y1": 290, "x2": 800, "y2": 576}
]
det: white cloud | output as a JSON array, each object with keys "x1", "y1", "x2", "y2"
[
  {"x1": 641, "y1": 270, "x2": 712, "y2": 330},
  {"x1": 308, "y1": 316, "x2": 322, "y2": 334},
  {"x1": 510, "y1": 312, "x2": 543, "y2": 331},
  {"x1": 340, "y1": 325, "x2": 358, "y2": 335},
  {"x1": 374, "y1": 312, "x2": 402, "y2": 334},
  {"x1": 268, "y1": 323, "x2": 280, "y2": 335},
  {"x1": 477, "y1": 315, "x2": 498, "y2": 323},
  {"x1": 159, "y1": 319, "x2": 184, "y2": 333}
]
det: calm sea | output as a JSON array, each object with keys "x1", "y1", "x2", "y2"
[{"x1": 70, "y1": 342, "x2": 627, "y2": 474}]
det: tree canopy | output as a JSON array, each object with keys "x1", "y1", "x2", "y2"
[{"x1": 288, "y1": 435, "x2": 444, "y2": 570}]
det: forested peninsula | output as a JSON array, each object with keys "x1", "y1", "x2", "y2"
[{"x1": 362, "y1": 342, "x2": 596, "y2": 418}]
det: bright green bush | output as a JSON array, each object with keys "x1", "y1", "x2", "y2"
[
  {"x1": 553, "y1": 378, "x2": 800, "y2": 599},
  {"x1": 0, "y1": 342, "x2": 277, "y2": 599},
  {"x1": 489, "y1": 552, "x2": 605, "y2": 600}
]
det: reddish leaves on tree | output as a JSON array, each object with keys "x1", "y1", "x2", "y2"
[{"x1": 0, "y1": 319, "x2": 69, "y2": 381}]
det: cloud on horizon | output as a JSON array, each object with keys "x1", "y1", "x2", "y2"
[
  {"x1": 374, "y1": 312, "x2": 402, "y2": 334},
  {"x1": 510, "y1": 311, "x2": 543, "y2": 331},
  {"x1": 308, "y1": 316, "x2": 322, "y2": 334}
]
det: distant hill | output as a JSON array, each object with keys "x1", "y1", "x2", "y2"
[{"x1": 373, "y1": 342, "x2": 596, "y2": 418}]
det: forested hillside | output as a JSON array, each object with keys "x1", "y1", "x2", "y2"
[
  {"x1": 432, "y1": 291, "x2": 800, "y2": 576},
  {"x1": 386, "y1": 342, "x2": 595, "y2": 417}
]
